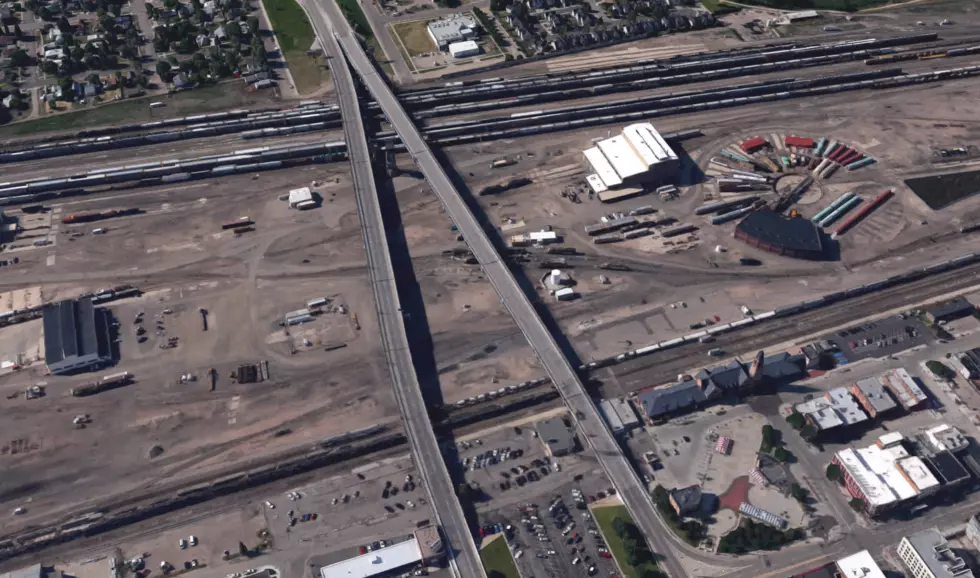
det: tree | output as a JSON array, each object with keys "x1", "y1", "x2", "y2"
[
  {"x1": 612, "y1": 517, "x2": 628, "y2": 538},
  {"x1": 826, "y1": 463, "x2": 841, "y2": 482},
  {"x1": 86, "y1": 72, "x2": 101, "y2": 85},
  {"x1": 773, "y1": 446, "x2": 791, "y2": 462},
  {"x1": 40, "y1": 59, "x2": 58, "y2": 74},
  {"x1": 848, "y1": 498, "x2": 866, "y2": 513},
  {"x1": 926, "y1": 360, "x2": 955, "y2": 381},
  {"x1": 238, "y1": 541, "x2": 249, "y2": 557},
  {"x1": 57, "y1": 14, "x2": 71, "y2": 33},
  {"x1": 13, "y1": 23, "x2": 22, "y2": 38},
  {"x1": 9, "y1": 48, "x2": 28, "y2": 67},
  {"x1": 760, "y1": 424, "x2": 778, "y2": 453},
  {"x1": 789, "y1": 483, "x2": 809, "y2": 504},
  {"x1": 786, "y1": 411, "x2": 805, "y2": 430},
  {"x1": 157, "y1": 60, "x2": 173, "y2": 82}
]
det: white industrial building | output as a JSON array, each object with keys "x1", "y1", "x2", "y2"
[
  {"x1": 879, "y1": 368, "x2": 928, "y2": 410},
  {"x1": 583, "y1": 123, "x2": 679, "y2": 192},
  {"x1": 833, "y1": 433, "x2": 940, "y2": 514},
  {"x1": 448, "y1": 40, "x2": 480, "y2": 58},
  {"x1": 599, "y1": 398, "x2": 640, "y2": 434},
  {"x1": 320, "y1": 539, "x2": 422, "y2": 578},
  {"x1": 288, "y1": 187, "x2": 316, "y2": 209},
  {"x1": 427, "y1": 15, "x2": 477, "y2": 50}
]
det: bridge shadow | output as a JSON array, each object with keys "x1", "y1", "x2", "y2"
[{"x1": 357, "y1": 91, "x2": 482, "y2": 557}]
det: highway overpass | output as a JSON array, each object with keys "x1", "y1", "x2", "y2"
[
  {"x1": 301, "y1": 4, "x2": 486, "y2": 578},
  {"x1": 305, "y1": 2, "x2": 689, "y2": 577}
]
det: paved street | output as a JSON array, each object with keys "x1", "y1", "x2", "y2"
[{"x1": 301, "y1": 3, "x2": 484, "y2": 577}]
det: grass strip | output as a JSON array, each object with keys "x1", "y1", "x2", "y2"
[
  {"x1": 264, "y1": 0, "x2": 328, "y2": 94},
  {"x1": 480, "y1": 536, "x2": 520, "y2": 578},
  {"x1": 592, "y1": 504, "x2": 663, "y2": 578}
]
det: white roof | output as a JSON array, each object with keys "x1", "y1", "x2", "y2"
[
  {"x1": 584, "y1": 148, "x2": 622, "y2": 188},
  {"x1": 320, "y1": 540, "x2": 421, "y2": 578},
  {"x1": 608, "y1": 397, "x2": 639, "y2": 427},
  {"x1": 878, "y1": 432, "x2": 904, "y2": 447},
  {"x1": 585, "y1": 174, "x2": 608, "y2": 194},
  {"x1": 836, "y1": 550, "x2": 886, "y2": 578},
  {"x1": 449, "y1": 40, "x2": 478, "y2": 53},
  {"x1": 836, "y1": 443, "x2": 923, "y2": 507},
  {"x1": 622, "y1": 123, "x2": 677, "y2": 165},
  {"x1": 555, "y1": 288, "x2": 575, "y2": 297},
  {"x1": 795, "y1": 387, "x2": 868, "y2": 430},
  {"x1": 529, "y1": 231, "x2": 557, "y2": 241},
  {"x1": 289, "y1": 187, "x2": 313, "y2": 204},
  {"x1": 598, "y1": 135, "x2": 647, "y2": 180},
  {"x1": 898, "y1": 456, "x2": 940, "y2": 493}
]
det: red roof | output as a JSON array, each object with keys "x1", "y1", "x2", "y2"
[
  {"x1": 740, "y1": 137, "x2": 768, "y2": 153},
  {"x1": 784, "y1": 136, "x2": 815, "y2": 148}
]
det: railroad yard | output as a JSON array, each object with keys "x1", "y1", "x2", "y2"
[{"x1": 5, "y1": 6, "x2": 980, "y2": 578}]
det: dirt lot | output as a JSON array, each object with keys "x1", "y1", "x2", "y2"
[
  {"x1": 434, "y1": 70, "x2": 980, "y2": 370},
  {"x1": 0, "y1": 156, "x2": 403, "y2": 532}
]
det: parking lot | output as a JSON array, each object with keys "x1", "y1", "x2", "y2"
[
  {"x1": 480, "y1": 481, "x2": 621, "y2": 578},
  {"x1": 824, "y1": 315, "x2": 932, "y2": 363}
]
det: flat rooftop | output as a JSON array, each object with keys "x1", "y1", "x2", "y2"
[{"x1": 320, "y1": 539, "x2": 421, "y2": 578}]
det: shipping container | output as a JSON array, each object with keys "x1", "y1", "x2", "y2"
[
  {"x1": 784, "y1": 135, "x2": 815, "y2": 148},
  {"x1": 739, "y1": 137, "x2": 768, "y2": 153},
  {"x1": 833, "y1": 189, "x2": 893, "y2": 237}
]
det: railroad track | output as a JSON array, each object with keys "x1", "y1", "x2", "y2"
[{"x1": 599, "y1": 262, "x2": 980, "y2": 389}]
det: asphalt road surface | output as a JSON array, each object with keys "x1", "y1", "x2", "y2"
[
  {"x1": 310, "y1": 8, "x2": 691, "y2": 578},
  {"x1": 300, "y1": 5, "x2": 484, "y2": 578}
]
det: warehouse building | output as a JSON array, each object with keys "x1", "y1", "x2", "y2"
[
  {"x1": 850, "y1": 377, "x2": 898, "y2": 418},
  {"x1": 448, "y1": 40, "x2": 480, "y2": 58},
  {"x1": 925, "y1": 298, "x2": 975, "y2": 324},
  {"x1": 879, "y1": 368, "x2": 928, "y2": 411},
  {"x1": 897, "y1": 528, "x2": 975, "y2": 578},
  {"x1": 584, "y1": 123, "x2": 679, "y2": 191},
  {"x1": 288, "y1": 187, "x2": 315, "y2": 209},
  {"x1": 599, "y1": 398, "x2": 640, "y2": 435},
  {"x1": 921, "y1": 424, "x2": 969, "y2": 454},
  {"x1": 42, "y1": 297, "x2": 113, "y2": 375},
  {"x1": 832, "y1": 433, "x2": 941, "y2": 515},
  {"x1": 795, "y1": 387, "x2": 869, "y2": 434},
  {"x1": 536, "y1": 417, "x2": 577, "y2": 456},
  {"x1": 734, "y1": 209, "x2": 825, "y2": 260},
  {"x1": 427, "y1": 15, "x2": 477, "y2": 50},
  {"x1": 320, "y1": 538, "x2": 424, "y2": 578}
]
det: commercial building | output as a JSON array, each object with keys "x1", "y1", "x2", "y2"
[
  {"x1": 791, "y1": 551, "x2": 886, "y2": 578},
  {"x1": 584, "y1": 123, "x2": 679, "y2": 191},
  {"x1": 835, "y1": 550, "x2": 886, "y2": 578},
  {"x1": 535, "y1": 417, "x2": 576, "y2": 456},
  {"x1": 288, "y1": 187, "x2": 315, "y2": 209},
  {"x1": 832, "y1": 433, "x2": 941, "y2": 515},
  {"x1": 879, "y1": 368, "x2": 928, "y2": 411},
  {"x1": 734, "y1": 209, "x2": 825, "y2": 260},
  {"x1": 850, "y1": 377, "x2": 898, "y2": 418},
  {"x1": 956, "y1": 348, "x2": 980, "y2": 379},
  {"x1": 637, "y1": 350, "x2": 804, "y2": 421},
  {"x1": 319, "y1": 538, "x2": 423, "y2": 578},
  {"x1": 668, "y1": 485, "x2": 702, "y2": 516},
  {"x1": 42, "y1": 297, "x2": 113, "y2": 375},
  {"x1": 599, "y1": 398, "x2": 640, "y2": 435},
  {"x1": 738, "y1": 502, "x2": 787, "y2": 529},
  {"x1": 925, "y1": 298, "x2": 975, "y2": 324},
  {"x1": 448, "y1": 40, "x2": 479, "y2": 58},
  {"x1": 427, "y1": 15, "x2": 477, "y2": 50},
  {"x1": 897, "y1": 528, "x2": 975, "y2": 578},
  {"x1": 966, "y1": 514, "x2": 980, "y2": 551},
  {"x1": 922, "y1": 424, "x2": 969, "y2": 454},
  {"x1": 795, "y1": 387, "x2": 869, "y2": 434}
]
